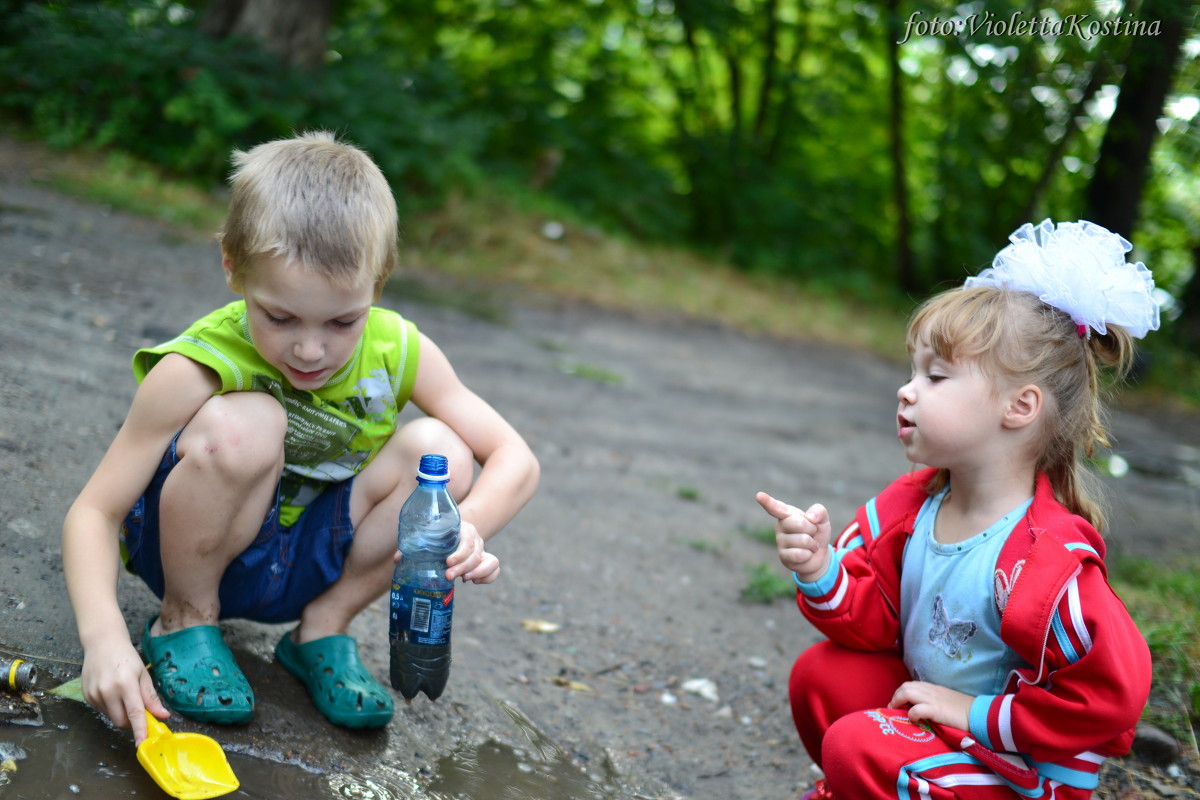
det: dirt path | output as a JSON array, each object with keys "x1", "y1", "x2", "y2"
[{"x1": 2, "y1": 135, "x2": 1198, "y2": 799}]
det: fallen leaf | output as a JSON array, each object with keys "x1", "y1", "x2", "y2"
[
  {"x1": 521, "y1": 619, "x2": 561, "y2": 633},
  {"x1": 549, "y1": 677, "x2": 591, "y2": 692},
  {"x1": 48, "y1": 678, "x2": 84, "y2": 703}
]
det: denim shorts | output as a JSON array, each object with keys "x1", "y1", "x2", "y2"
[{"x1": 120, "y1": 432, "x2": 357, "y2": 623}]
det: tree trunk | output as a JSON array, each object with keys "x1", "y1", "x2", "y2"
[
  {"x1": 887, "y1": 0, "x2": 915, "y2": 292},
  {"x1": 1083, "y1": 0, "x2": 1187, "y2": 236},
  {"x1": 201, "y1": 0, "x2": 334, "y2": 70},
  {"x1": 753, "y1": 0, "x2": 780, "y2": 143},
  {"x1": 1174, "y1": 242, "x2": 1200, "y2": 350},
  {"x1": 765, "y1": 1, "x2": 808, "y2": 165}
]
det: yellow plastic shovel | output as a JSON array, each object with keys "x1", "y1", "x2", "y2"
[{"x1": 136, "y1": 710, "x2": 240, "y2": 799}]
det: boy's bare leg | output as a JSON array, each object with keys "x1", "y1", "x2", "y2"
[
  {"x1": 294, "y1": 417, "x2": 473, "y2": 643},
  {"x1": 153, "y1": 393, "x2": 287, "y2": 635}
]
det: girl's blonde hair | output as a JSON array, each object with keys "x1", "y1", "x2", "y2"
[
  {"x1": 219, "y1": 131, "x2": 398, "y2": 298},
  {"x1": 907, "y1": 286, "x2": 1135, "y2": 531}
]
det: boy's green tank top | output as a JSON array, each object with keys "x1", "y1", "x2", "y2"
[{"x1": 133, "y1": 300, "x2": 421, "y2": 526}]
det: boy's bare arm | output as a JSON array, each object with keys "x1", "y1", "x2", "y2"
[
  {"x1": 409, "y1": 334, "x2": 540, "y2": 542},
  {"x1": 62, "y1": 354, "x2": 219, "y2": 742}
]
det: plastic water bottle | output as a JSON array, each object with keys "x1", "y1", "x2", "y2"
[{"x1": 389, "y1": 454, "x2": 460, "y2": 701}]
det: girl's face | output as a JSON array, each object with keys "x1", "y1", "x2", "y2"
[
  {"x1": 228, "y1": 252, "x2": 375, "y2": 391},
  {"x1": 896, "y1": 337, "x2": 1010, "y2": 470}
]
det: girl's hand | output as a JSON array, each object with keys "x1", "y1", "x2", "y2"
[
  {"x1": 889, "y1": 680, "x2": 973, "y2": 731},
  {"x1": 755, "y1": 492, "x2": 832, "y2": 583}
]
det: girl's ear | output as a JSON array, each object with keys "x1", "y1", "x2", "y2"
[{"x1": 1003, "y1": 384, "x2": 1042, "y2": 430}]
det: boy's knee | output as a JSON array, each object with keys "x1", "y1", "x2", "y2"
[
  {"x1": 394, "y1": 418, "x2": 474, "y2": 498},
  {"x1": 180, "y1": 393, "x2": 286, "y2": 477}
]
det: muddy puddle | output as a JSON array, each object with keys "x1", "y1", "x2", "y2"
[{"x1": 1, "y1": 695, "x2": 624, "y2": 799}]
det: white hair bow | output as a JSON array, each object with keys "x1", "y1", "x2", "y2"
[{"x1": 965, "y1": 219, "x2": 1160, "y2": 339}]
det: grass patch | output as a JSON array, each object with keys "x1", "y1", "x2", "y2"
[
  {"x1": 41, "y1": 148, "x2": 227, "y2": 234},
  {"x1": 1110, "y1": 556, "x2": 1200, "y2": 744},
  {"x1": 740, "y1": 562, "x2": 795, "y2": 604},
  {"x1": 399, "y1": 184, "x2": 912, "y2": 357},
  {"x1": 741, "y1": 523, "x2": 778, "y2": 547},
  {"x1": 1137, "y1": 344, "x2": 1200, "y2": 411},
  {"x1": 557, "y1": 360, "x2": 623, "y2": 385},
  {"x1": 383, "y1": 275, "x2": 511, "y2": 325},
  {"x1": 676, "y1": 486, "x2": 701, "y2": 502}
]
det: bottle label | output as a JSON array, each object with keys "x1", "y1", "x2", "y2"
[{"x1": 390, "y1": 582, "x2": 455, "y2": 646}]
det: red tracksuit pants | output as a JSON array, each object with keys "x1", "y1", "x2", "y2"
[{"x1": 790, "y1": 640, "x2": 1093, "y2": 799}]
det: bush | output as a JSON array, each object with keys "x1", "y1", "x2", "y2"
[
  {"x1": 0, "y1": 3, "x2": 308, "y2": 182},
  {"x1": 0, "y1": 3, "x2": 492, "y2": 209},
  {"x1": 309, "y1": 54, "x2": 492, "y2": 210}
]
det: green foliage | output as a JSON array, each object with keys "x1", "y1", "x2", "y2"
[
  {"x1": 0, "y1": 3, "x2": 308, "y2": 182},
  {"x1": 0, "y1": 0, "x2": 1194, "y2": 307},
  {"x1": 311, "y1": 53, "x2": 492, "y2": 207},
  {"x1": 1139, "y1": 343, "x2": 1200, "y2": 409},
  {"x1": 42, "y1": 149, "x2": 226, "y2": 231},
  {"x1": 1109, "y1": 556, "x2": 1200, "y2": 740},
  {"x1": 556, "y1": 361, "x2": 624, "y2": 385},
  {"x1": 740, "y1": 562, "x2": 795, "y2": 604},
  {"x1": 0, "y1": 2, "x2": 492, "y2": 209}
]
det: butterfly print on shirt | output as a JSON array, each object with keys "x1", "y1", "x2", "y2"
[{"x1": 929, "y1": 594, "x2": 978, "y2": 657}]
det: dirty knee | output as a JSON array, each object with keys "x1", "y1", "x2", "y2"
[{"x1": 179, "y1": 393, "x2": 286, "y2": 477}]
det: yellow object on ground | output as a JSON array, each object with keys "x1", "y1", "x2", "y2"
[{"x1": 135, "y1": 711, "x2": 239, "y2": 799}]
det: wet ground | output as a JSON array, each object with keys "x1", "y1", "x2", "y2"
[
  {"x1": 1, "y1": 688, "x2": 626, "y2": 799},
  {"x1": 1, "y1": 134, "x2": 1199, "y2": 799}
]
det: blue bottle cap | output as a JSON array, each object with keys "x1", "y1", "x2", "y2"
[{"x1": 416, "y1": 454, "x2": 450, "y2": 482}]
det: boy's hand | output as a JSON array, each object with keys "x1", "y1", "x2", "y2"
[
  {"x1": 755, "y1": 492, "x2": 832, "y2": 583},
  {"x1": 445, "y1": 520, "x2": 500, "y2": 583},
  {"x1": 392, "y1": 521, "x2": 500, "y2": 584},
  {"x1": 81, "y1": 638, "x2": 170, "y2": 745},
  {"x1": 889, "y1": 680, "x2": 973, "y2": 732}
]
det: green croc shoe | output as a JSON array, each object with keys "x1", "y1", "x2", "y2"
[
  {"x1": 141, "y1": 617, "x2": 254, "y2": 724},
  {"x1": 275, "y1": 632, "x2": 394, "y2": 729}
]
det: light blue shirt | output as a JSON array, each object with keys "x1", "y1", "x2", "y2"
[{"x1": 900, "y1": 487, "x2": 1033, "y2": 695}]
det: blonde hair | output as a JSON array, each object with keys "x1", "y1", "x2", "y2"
[
  {"x1": 219, "y1": 131, "x2": 398, "y2": 297},
  {"x1": 907, "y1": 286, "x2": 1135, "y2": 531}
]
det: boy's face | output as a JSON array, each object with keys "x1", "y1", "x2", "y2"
[{"x1": 225, "y1": 252, "x2": 375, "y2": 391}]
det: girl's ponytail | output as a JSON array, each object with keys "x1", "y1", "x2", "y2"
[{"x1": 1048, "y1": 325, "x2": 1137, "y2": 531}]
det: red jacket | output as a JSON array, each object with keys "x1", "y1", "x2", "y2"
[{"x1": 797, "y1": 468, "x2": 1151, "y2": 790}]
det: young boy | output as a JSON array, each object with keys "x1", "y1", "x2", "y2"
[{"x1": 61, "y1": 132, "x2": 540, "y2": 743}]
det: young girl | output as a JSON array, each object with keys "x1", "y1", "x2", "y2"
[{"x1": 756, "y1": 220, "x2": 1159, "y2": 799}]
